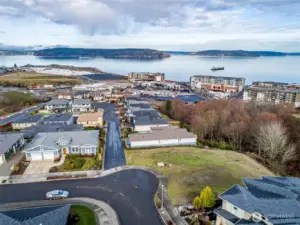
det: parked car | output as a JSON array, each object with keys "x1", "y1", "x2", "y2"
[{"x1": 46, "y1": 190, "x2": 69, "y2": 200}]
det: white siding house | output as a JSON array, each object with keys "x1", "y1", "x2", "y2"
[{"x1": 127, "y1": 126, "x2": 197, "y2": 148}]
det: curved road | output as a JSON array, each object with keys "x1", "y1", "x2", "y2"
[{"x1": 0, "y1": 169, "x2": 163, "y2": 225}]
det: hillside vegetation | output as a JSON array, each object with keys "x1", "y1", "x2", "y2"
[
  {"x1": 159, "y1": 99, "x2": 300, "y2": 177},
  {"x1": 0, "y1": 91, "x2": 39, "y2": 116},
  {"x1": 0, "y1": 72, "x2": 82, "y2": 87},
  {"x1": 34, "y1": 47, "x2": 170, "y2": 59}
]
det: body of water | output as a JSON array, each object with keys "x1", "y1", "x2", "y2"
[{"x1": 1, "y1": 55, "x2": 300, "y2": 84}]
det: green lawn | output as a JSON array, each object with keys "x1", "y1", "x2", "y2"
[
  {"x1": 70, "y1": 205, "x2": 96, "y2": 225},
  {"x1": 125, "y1": 147, "x2": 274, "y2": 205}
]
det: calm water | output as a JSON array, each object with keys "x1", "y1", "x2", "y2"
[{"x1": 1, "y1": 55, "x2": 300, "y2": 84}]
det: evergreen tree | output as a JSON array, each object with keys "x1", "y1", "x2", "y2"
[
  {"x1": 193, "y1": 196, "x2": 202, "y2": 211},
  {"x1": 200, "y1": 186, "x2": 216, "y2": 208}
]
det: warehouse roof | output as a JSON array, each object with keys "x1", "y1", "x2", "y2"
[{"x1": 128, "y1": 126, "x2": 196, "y2": 141}]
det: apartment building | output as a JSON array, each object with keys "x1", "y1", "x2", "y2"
[
  {"x1": 243, "y1": 86, "x2": 300, "y2": 107},
  {"x1": 190, "y1": 75, "x2": 245, "y2": 93},
  {"x1": 128, "y1": 72, "x2": 165, "y2": 82},
  {"x1": 215, "y1": 176, "x2": 300, "y2": 225}
]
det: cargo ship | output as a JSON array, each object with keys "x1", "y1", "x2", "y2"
[{"x1": 211, "y1": 67, "x2": 225, "y2": 71}]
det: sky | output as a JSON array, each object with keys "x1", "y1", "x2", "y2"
[{"x1": 0, "y1": 0, "x2": 300, "y2": 51}]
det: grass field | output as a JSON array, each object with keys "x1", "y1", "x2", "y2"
[
  {"x1": 0, "y1": 72, "x2": 82, "y2": 87},
  {"x1": 125, "y1": 147, "x2": 274, "y2": 205},
  {"x1": 0, "y1": 91, "x2": 38, "y2": 116},
  {"x1": 70, "y1": 205, "x2": 96, "y2": 225}
]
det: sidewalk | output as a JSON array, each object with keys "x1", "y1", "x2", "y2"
[{"x1": 0, "y1": 197, "x2": 119, "y2": 225}]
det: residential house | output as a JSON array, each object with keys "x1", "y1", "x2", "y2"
[
  {"x1": 58, "y1": 92, "x2": 73, "y2": 100},
  {"x1": 12, "y1": 115, "x2": 44, "y2": 130},
  {"x1": 73, "y1": 90, "x2": 92, "y2": 99},
  {"x1": 77, "y1": 110, "x2": 104, "y2": 127},
  {"x1": 43, "y1": 113, "x2": 74, "y2": 125},
  {"x1": 111, "y1": 91, "x2": 133, "y2": 99},
  {"x1": 127, "y1": 126, "x2": 197, "y2": 148},
  {"x1": 215, "y1": 176, "x2": 300, "y2": 225},
  {"x1": 0, "y1": 133, "x2": 25, "y2": 164},
  {"x1": 46, "y1": 99, "x2": 70, "y2": 113},
  {"x1": 72, "y1": 99, "x2": 92, "y2": 113},
  {"x1": 0, "y1": 204, "x2": 71, "y2": 225},
  {"x1": 92, "y1": 90, "x2": 110, "y2": 101},
  {"x1": 23, "y1": 130, "x2": 99, "y2": 161},
  {"x1": 24, "y1": 124, "x2": 83, "y2": 138}
]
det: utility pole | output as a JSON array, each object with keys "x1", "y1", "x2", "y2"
[{"x1": 161, "y1": 184, "x2": 164, "y2": 211}]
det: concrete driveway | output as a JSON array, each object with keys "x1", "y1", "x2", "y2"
[
  {"x1": 0, "y1": 152, "x2": 24, "y2": 176},
  {"x1": 23, "y1": 160, "x2": 55, "y2": 175}
]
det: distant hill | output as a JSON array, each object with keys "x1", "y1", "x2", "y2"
[
  {"x1": 0, "y1": 50, "x2": 28, "y2": 56},
  {"x1": 190, "y1": 50, "x2": 300, "y2": 57},
  {"x1": 34, "y1": 48, "x2": 170, "y2": 59}
]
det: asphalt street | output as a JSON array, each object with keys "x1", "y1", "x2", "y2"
[
  {"x1": 104, "y1": 120, "x2": 126, "y2": 170},
  {"x1": 0, "y1": 169, "x2": 164, "y2": 225}
]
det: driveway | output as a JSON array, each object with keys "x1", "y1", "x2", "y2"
[
  {"x1": 104, "y1": 120, "x2": 126, "y2": 170},
  {"x1": 0, "y1": 152, "x2": 24, "y2": 176},
  {"x1": 24, "y1": 160, "x2": 55, "y2": 175}
]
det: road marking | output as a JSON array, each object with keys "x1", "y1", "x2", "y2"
[
  {"x1": 119, "y1": 192, "x2": 124, "y2": 196},
  {"x1": 133, "y1": 185, "x2": 139, "y2": 189}
]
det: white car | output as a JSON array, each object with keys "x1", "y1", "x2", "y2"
[{"x1": 46, "y1": 190, "x2": 69, "y2": 200}]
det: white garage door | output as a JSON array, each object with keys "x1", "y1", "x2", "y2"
[
  {"x1": 43, "y1": 152, "x2": 54, "y2": 160},
  {"x1": 31, "y1": 152, "x2": 43, "y2": 161},
  {"x1": 0, "y1": 155, "x2": 4, "y2": 164}
]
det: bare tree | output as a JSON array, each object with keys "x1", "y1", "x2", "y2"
[
  {"x1": 282, "y1": 144, "x2": 297, "y2": 163},
  {"x1": 255, "y1": 121, "x2": 289, "y2": 162}
]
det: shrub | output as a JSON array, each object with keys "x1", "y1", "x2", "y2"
[
  {"x1": 74, "y1": 157, "x2": 86, "y2": 168},
  {"x1": 13, "y1": 164, "x2": 20, "y2": 173},
  {"x1": 63, "y1": 159, "x2": 72, "y2": 169},
  {"x1": 66, "y1": 154, "x2": 81, "y2": 160},
  {"x1": 49, "y1": 166, "x2": 58, "y2": 173},
  {"x1": 82, "y1": 158, "x2": 96, "y2": 170}
]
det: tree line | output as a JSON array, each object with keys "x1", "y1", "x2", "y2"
[{"x1": 159, "y1": 99, "x2": 300, "y2": 176}]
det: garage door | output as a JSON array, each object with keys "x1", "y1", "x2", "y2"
[
  {"x1": 0, "y1": 155, "x2": 4, "y2": 164},
  {"x1": 43, "y1": 152, "x2": 54, "y2": 160},
  {"x1": 31, "y1": 152, "x2": 43, "y2": 161}
]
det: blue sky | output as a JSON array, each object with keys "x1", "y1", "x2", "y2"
[{"x1": 0, "y1": 0, "x2": 300, "y2": 51}]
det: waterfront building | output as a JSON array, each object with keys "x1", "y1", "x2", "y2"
[
  {"x1": 128, "y1": 72, "x2": 165, "y2": 82},
  {"x1": 190, "y1": 75, "x2": 245, "y2": 93},
  {"x1": 243, "y1": 85, "x2": 300, "y2": 107}
]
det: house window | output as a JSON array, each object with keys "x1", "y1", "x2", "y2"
[
  {"x1": 72, "y1": 147, "x2": 80, "y2": 153},
  {"x1": 233, "y1": 206, "x2": 237, "y2": 210},
  {"x1": 85, "y1": 147, "x2": 93, "y2": 154}
]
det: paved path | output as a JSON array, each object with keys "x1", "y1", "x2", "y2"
[
  {"x1": 0, "y1": 152, "x2": 24, "y2": 176},
  {"x1": 104, "y1": 120, "x2": 126, "y2": 170},
  {"x1": 0, "y1": 169, "x2": 163, "y2": 225}
]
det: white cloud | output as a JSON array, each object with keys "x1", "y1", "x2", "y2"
[{"x1": 0, "y1": 0, "x2": 300, "y2": 50}]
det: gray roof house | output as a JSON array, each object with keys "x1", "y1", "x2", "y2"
[
  {"x1": 12, "y1": 115, "x2": 44, "y2": 130},
  {"x1": 127, "y1": 126, "x2": 197, "y2": 148},
  {"x1": 23, "y1": 130, "x2": 99, "y2": 161},
  {"x1": 43, "y1": 113, "x2": 74, "y2": 125},
  {"x1": 215, "y1": 176, "x2": 300, "y2": 225},
  {"x1": 46, "y1": 99, "x2": 70, "y2": 113},
  {"x1": 24, "y1": 124, "x2": 83, "y2": 138},
  {"x1": 0, "y1": 204, "x2": 70, "y2": 225},
  {"x1": 0, "y1": 132, "x2": 25, "y2": 164},
  {"x1": 72, "y1": 99, "x2": 92, "y2": 113}
]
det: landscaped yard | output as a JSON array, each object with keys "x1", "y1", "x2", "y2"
[
  {"x1": 52, "y1": 155, "x2": 102, "y2": 172},
  {"x1": 125, "y1": 147, "x2": 274, "y2": 206},
  {"x1": 69, "y1": 205, "x2": 96, "y2": 225}
]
